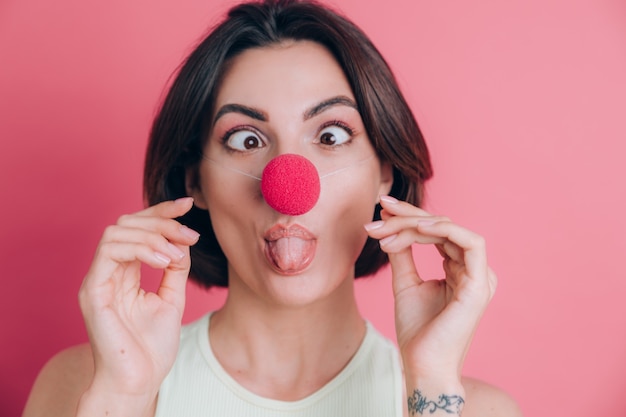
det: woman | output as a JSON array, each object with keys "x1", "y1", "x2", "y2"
[{"x1": 23, "y1": 1, "x2": 521, "y2": 415}]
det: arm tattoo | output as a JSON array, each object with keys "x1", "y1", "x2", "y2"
[{"x1": 407, "y1": 389, "x2": 465, "y2": 415}]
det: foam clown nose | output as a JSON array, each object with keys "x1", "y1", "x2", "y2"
[{"x1": 261, "y1": 154, "x2": 320, "y2": 216}]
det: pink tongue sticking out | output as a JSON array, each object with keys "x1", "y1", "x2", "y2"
[
  {"x1": 261, "y1": 154, "x2": 320, "y2": 216},
  {"x1": 267, "y1": 237, "x2": 315, "y2": 272}
]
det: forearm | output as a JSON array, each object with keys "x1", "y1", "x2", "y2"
[{"x1": 76, "y1": 384, "x2": 157, "y2": 417}]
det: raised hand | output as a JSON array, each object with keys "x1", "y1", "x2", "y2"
[
  {"x1": 77, "y1": 198, "x2": 199, "y2": 412},
  {"x1": 364, "y1": 195, "x2": 497, "y2": 414}
]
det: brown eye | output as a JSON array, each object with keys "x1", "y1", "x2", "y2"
[
  {"x1": 320, "y1": 132, "x2": 337, "y2": 145},
  {"x1": 225, "y1": 129, "x2": 266, "y2": 151},
  {"x1": 243, "y1": 135, "x2": 260, "y2": 149},
  {"x1": 318, "y1": 125, "x2": 351, "y2": 146}
]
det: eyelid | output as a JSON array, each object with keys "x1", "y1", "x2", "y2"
[
  {"x1": 314, "y1": 119, "x2": 355, "y2": 148},
  {"x1": 221, "y1": 124, "x2": 267, "y2": 152},
  {"x1": 221, "y1": 124, "x2": 263, "y2": 142},
  {"x1": 318, "y1": 119, "x2": 355, "y2": 135}
]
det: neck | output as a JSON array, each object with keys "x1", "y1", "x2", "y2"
[{"x1": 209, "y1": 274, "x2": 365, "y2": 400}]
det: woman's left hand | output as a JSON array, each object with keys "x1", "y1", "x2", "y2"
[{"x1": 364, "y1": 195, "x2": 497, "y2": 393}]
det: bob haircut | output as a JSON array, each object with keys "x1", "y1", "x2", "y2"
[{"x1": 144, "y1": 0, "x2": 433, "y2": 288}]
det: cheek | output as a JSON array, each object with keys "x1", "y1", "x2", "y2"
[
  {"x1": 320, "y1": 164, "x2": 381, "y2": 210},
  {"x1": 319, "y1": 167, "x2": 381, "y2": 253},
  {"x1": 204, "y1": 174, "x2": 265, "y2": 267},
  {"x1": 202, "y1": 167, "x2": 265, "y2": 246},
  {"x1": 204, "y1": 164, "x2": 263, "y2": 206}
]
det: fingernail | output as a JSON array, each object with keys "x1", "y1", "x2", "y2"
[
  {"x1": 379, "y1": 234, "x2": 397, "y2": 246},
  {"x1": 364, "y1": 220, "x2": 385, "y2": 231},
  {"x1": 380, "y1": 195, "x2": 398, "y2": 204},
  {"x1": 167, "y1": 243, "x2": 185, "y2": 260},
  {"x1": 154, "y1": 252, "x2": 171, "y2": 265},
  {"x1": 175, "y1": 197, "x2": 194, "y2": 205},
  {"x1": 180, "y1": 225, "x2": 200, "y2": 241}
]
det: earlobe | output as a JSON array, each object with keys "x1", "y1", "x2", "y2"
[
  {"x1": 185, "y1": 169, "x2": 208, "y2": 210},
  {"x1": 378, "y1": 162, "x2": 394, "y2": 197}
]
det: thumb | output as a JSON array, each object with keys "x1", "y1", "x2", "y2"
[
  {"x1": 389, "y1": 247, "x2": 423, "y2": 296},
  {"x1": 157, "y1": 244, "x2": 191, "y2": 315}
]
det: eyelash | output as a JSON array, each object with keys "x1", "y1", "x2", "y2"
[
  {"x1": 220, "y1": 124, "x2": 264, "y2": 152},
  {"x1": 320, "y1": 120, "x2": 354, "y2": 135},
  {"x1": 219, "y1": 120, "x2": 356, "y2": 150},
  {"x1": 318, "y1": 120, "x2": 355, "y2": 148}
]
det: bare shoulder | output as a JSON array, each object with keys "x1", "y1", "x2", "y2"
[
  {"x1": 22, "y1": 343, "x2": 95, "y2": 417},
  {"x1": 461, "y1": 377, "x2": 523, "y2": 417}
]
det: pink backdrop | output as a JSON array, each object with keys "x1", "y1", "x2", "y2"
[{"x1": 1, "y1": 0, "x2": 625, "y2": 415}]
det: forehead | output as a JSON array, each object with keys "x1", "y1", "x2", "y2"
[{"x1": 215, "y1": 41, "x2": 354, "y2": 110}]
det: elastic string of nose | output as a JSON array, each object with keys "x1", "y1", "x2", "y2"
[{"x1": 203, "y1": 153, "x2": 375, "y2": 216}]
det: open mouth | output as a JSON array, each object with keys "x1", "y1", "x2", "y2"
[{"x1": 264, "y1": 224, "x2": 317, "y2": 274}]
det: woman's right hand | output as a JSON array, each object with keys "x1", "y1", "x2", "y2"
[{"x1": 77, "y1": 197, "x2": 199, "y2": 413}]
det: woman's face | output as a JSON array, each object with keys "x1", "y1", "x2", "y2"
[{"x1": 190, "y1": 41, "x2": 392, "y2": 307}]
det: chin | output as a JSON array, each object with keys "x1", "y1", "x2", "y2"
[{"x1": 257, "y1": 266, "x2": 355, "y2": 309}]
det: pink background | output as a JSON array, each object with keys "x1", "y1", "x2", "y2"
[{"x1": 1, "y1": 0, "x2": 625, "y2": 415}]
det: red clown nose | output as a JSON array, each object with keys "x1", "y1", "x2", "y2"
[{"x1": 261, "y1": 154, "x2": 320, "y2": 216}]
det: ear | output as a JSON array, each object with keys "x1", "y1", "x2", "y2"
[
  {"x1": 185, "y1": 167, "x2": 208, "y2": 210},
  {"x1": 378, "y1": 161, "x2": 393, "y2": 197}
]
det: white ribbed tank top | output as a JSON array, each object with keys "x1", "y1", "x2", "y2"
[{"x1": 155, "y1": 313, "x2": 403, "y2": 416}]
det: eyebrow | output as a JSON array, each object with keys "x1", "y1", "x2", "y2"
[
  {"x1": 213, "y1": 104, "x2": 268, "y2": 123},
  {"x1": 303, "y1": 95, "x2": 359, "y2": 120},
  {"x1": 213, "y1": 95, "x2": 358, "y2": 124}
]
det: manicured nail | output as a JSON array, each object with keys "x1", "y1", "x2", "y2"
[
  {"x1": 364, "y1": 220, "x2": 385, "y2": 231},
  {"x1": 180, "y1": 225, "x2": 200, "y2": 241},
  {"x1": 379, "y1": 234, "x2": 397, "y2": 246},
  {"x1": 154, "y1": 252, "x2": 171, "y2": 265},
  {"x1": 380, "y1": 195, "x2": 398, "y2": 204},
  {"x1": 167, "y1": 243, "x2": 185, "y2": 260},
  {"x1": 175, "y1": 197, "x2": 194, "y2": 205}
]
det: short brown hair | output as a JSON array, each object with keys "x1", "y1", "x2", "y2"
[{"x1": 144, "y1": 0, "x2": 433, "y2": 288}]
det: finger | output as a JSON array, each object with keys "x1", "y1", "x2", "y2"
[
  {"x1": 388, "y1": 247, "x2": 424, "y2": 295},
  {"x1": 102, "y1": 225, "x2": 192, "y2": 262},
  {"x1": 370, "y1": 209, "x2": 477, "y2": 276},
  {"x1": 84, "y1": 241, "x2": 186, "y2": 292},
  {"x1": 157, "y1": 245, "x2": 191, "y2": 313},
  {"x1": 105, "y1": 215, "x2": 199, "y2": 249},
  {"x1": 437, "y1": 241, "x2": 464, "y2": 265},
  {"x1": 95, "y1": 241, "x2": 176, "y2": 271},
  {"x1": 365, "y1": 216, "x2": 449, "y2": 250},
  {"x1": 442, "y1": 257, "x2": 465, "y2": 283},
  {"x1": 417, "y1": 221, "x2": 487, "y2": 276},
  {"x1": 379, "y1": 195, "x2": 434, "y2": 217},
  {"x1": 376, "y1": 195, "x2": 489, "y2": 278},
  {"x1": 134, "y1": 197, "x2": 195, "y2": 219},
  {"x1": 115, "y1": 217, "x2": 200, "y2": 247}
]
